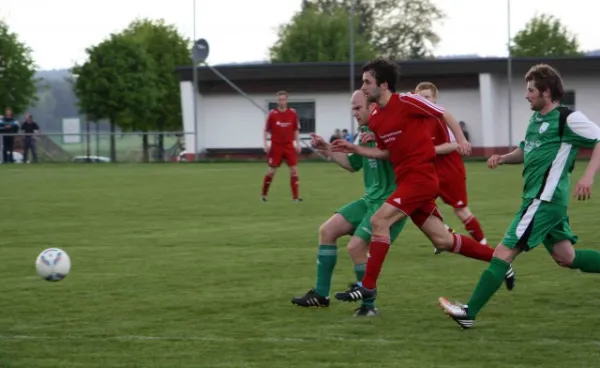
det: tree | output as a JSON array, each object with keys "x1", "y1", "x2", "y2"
[
  {"x1": 120, "y1": 19, "x2": 191, "y2": 159},
  {"x1": 279, "y1": 0, "x2": 444, "y2": 61},
  {"x1": 0, "y1": 20, "x2": 38, "y2": 114},
  {"x1": 72, "y1": 34, "x2": 160, "y2": 162},
  {"x1": 270, "y1": 6, "x2": 377, "y2": 63},
  {"x1": 511, "y1": 14, "x2": 582, "y2": 57}
]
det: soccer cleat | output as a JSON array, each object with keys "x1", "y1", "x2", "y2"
[
  {"x1": 291, "y1": 289, "x2": 330, "y2": 307},
  {"x1": 334, "y1": 283, "x2": 377, "y2": 302},
  {"x1": 438, "y1": 297, "x2": 474, "y2": 329},
  {"x1": 353, "y1": 306, "x2": 379, "y2": 317},
  {"x1": 433, "y1": 246, "x2": 443, "y2": 255},
  {"x1": 261, "y1": 196, "x2": 268, "y2": 202},
  {"x1": 293, "y1": 198, "x2": 303, "y2": 202},
  {"x1": 505, "y1": 265, "x2": 516, "y2": 291}
]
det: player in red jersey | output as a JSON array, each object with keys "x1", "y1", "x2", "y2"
[
  {"x1": 415, "y1": 82, "x2": 488, "y2": 251},
  {"x1": 330, "y1": 58, "x2": 514, "y2": 302},
  {"x1": 262, "y1": 91, "x2": 302, "y2": 202}
]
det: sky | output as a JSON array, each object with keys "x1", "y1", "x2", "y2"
[{"x1": 1, "y1": 0, "x2": 598, "y2": 71}]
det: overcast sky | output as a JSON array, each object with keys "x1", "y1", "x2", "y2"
[{"x1": 1, "y1": 0, "x2": 596, "y2": 70}]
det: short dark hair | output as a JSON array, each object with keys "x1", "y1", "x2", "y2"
[
  {"x1": 525, "y1": 64, "x2": 564, "y2": 101},
  {"x1": 362, "y1": 57, "x2": 400, "y2": 92}
]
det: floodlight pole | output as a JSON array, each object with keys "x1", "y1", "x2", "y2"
[
  {"x1": 192, "y1": 0, "x2": 199, "y2": 159},
  {"x1": 349, "y1": 0, "x2": 355, "y2": 137},
  {"x1": 507, "y1": 0, "x2": 514, "y2": 151}
]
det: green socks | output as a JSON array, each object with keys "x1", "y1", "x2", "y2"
[
  {"x1": 571, "y1": 249, "x2": 600, "y2": 273},
  {"x1": 354, "y1": 263, "x2": 375, "y2": 308},
  {"x1": 466, "y1": 257, "x2": 510, "y2": 319},
  {"x1": 315, "y1": 245, "x2": 337, "y2": 297}
]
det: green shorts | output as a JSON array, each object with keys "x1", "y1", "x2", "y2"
[
  {"x1": 502, "y1": 198, "x2": 578, "y2": 253},
  {"x1": 337, "y1": 198, "x2": 407, "y2": 243}
]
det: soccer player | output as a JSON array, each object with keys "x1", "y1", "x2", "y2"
[
  {"x1": 415, "y1": 82, "x2": 488, "y2": 250},
  {"x1": 262, "y1": 91, "x2": 302, "y2": 202},
  {"x1": 330, "y1": 58, "x2": 514, "y2": 303},
  {"x1": 439, "y1": 63, "x2": 600, "y2": 329},
  {"x1": 291, "y1": 90, "x2": 406, "y2": 317}
]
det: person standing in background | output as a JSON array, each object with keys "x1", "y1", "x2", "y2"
[
  {"x1": 21, "y1": 113, "x2": 39, "y2": 163},
  {"x1": 1, "y1": 108, "x2": 19, "y2": 163}
]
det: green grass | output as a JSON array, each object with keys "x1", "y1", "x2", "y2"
[{"x1": 2, "y1": 162, "x2": 600, "y2": 368}]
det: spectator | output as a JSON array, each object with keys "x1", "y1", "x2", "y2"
[
  {"x1": 342, "y1": 129, "x2": 353, "y2": 142},
  {"x1": 329, "y1": 128, "x2": 341, "y2": 143},
  {"x1": 1, "y1": 108, "x2": 19, "y2": 163},
  {"x1": 459, "y1": 121, "x2": 470, "y2": 142},
  {"x1": 21, "y1": 113, "x2": 39, "y2": 163}
]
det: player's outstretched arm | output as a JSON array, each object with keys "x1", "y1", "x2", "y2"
[
  {"x1": 441, "y1": 111, "x2": 470, "y2": 154},
  {"x1": 309, "y1": 133, "x2": 356, "y2": 172},
  {"x1": 435, "y1": 142, "x2": 458, "y2": 155},
  {"x1": 567, "y1": 112, "x2": 600, "y2": 200},
  {"x1": 330, "y1": 138, "x2": 390, "y2": 159},
  {"x1": 575, "y1": 142, "x2": 600, "y2": 200},
  {"x1": 489, "y1": 147, "x2": 524, "y2": 168}
]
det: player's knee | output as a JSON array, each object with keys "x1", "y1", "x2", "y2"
[
  {"x1": 267, "y1": 167, "x2": 277, "y2": 176},
  {"x1": 552, "y1": 251, "x2": 575, "y2": 268},
  {"x1": 289, "y1": 166, "x2": 298, "y2": 175},
  {"x1": 454, "y1": 207, "x2": 472, "y2": 222},
  {"x1": 430, "y1": 232, "x2": 453, "y2": 250},
  {"x1": 347, "y1": 239, "x2": 368, "y2": 260},
  {"x1": 369, "y1": 213, "x2": 388, "y2": 233},
  {"x1": 550, "y1": 240, "x2": 576, "y2": 268},
  {"x1": 318, "y1": 223, "x2": 339, "y2": 244}
]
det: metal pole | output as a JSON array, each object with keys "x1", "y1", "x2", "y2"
[
  {"x1": 349, "y1": 0, "x2": 355, "y2": 137},
  {"x1": 507, "y1": 0, "x2": 513, "y2": 151},
  {"x1": 192, "y1": 0, "x2": 199, "y2": 159}
]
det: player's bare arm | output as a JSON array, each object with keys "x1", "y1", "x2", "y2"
[
  {"x1": 263, "y1": 124, "x2": 270, "y2": 153},
  {"x1": 442, "y1": 111, "x2": 471, "y2": 155},
  {"x1": 294, "y1": 129, "x2": 301, "y2": 153},
  {"x1": 568, "y1": 112, "x2": 600, "y2": 200},
  {"x1": 310, "y1": 133, "x2": 355, "y2": 171},
  {"x1": 488, "y1": 148, "x2": 524, "y2": 168},
  {"x1": 331, "y1": 139, "x2": 390, "y2": 160},
  {"x1": 435, "y1": 142, "x2": 458, "y2": 155}
]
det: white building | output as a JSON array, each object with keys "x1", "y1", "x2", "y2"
[{"x1": 177, "y1": 56, "x2": 600, "y2": 159}]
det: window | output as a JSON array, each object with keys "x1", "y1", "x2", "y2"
[
  {"x1": 562, "y1": 91, "x2": 576, "y2": 110},
  {"x1": 268, "y1": 102, "x2": 315, "y2": 134}
]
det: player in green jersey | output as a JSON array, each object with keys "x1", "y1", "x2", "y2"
[
  {"x1": 291, "y1": 90, "x2": 407, "y2": 317},
  {"x1": 439, "y1": 63, "x2": 600, "y2": 329}
]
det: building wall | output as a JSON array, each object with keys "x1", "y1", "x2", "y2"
[{"x1": 181, "y1": 73, "x2": 600, "y2": 153}]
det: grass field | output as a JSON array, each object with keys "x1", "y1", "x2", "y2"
[{"x1": 2, "y1": 162, "x2": 600, "y2": 368}]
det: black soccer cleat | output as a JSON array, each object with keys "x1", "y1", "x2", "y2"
[
  {"x1": 293, "y1": 197, "x2": 303, "y2": 202},
  {"x1": 438, "y1": 297, "x2": 474, "y2": 329},
  {"x1": 353, "y1": 306, "x2": 379, "y2": 317},
  {"x1": 291, "y1": 288, "x2": 330, "y2": 307},
  {"x1": 505, "y1": 265, "x2": 516, "y2": 291},
  {"x1": 261, "y1": 196, "x2": 268, "y2": 202},
  {"x1": 334, "y1": 283, "x2": 377, "y2": 302}
]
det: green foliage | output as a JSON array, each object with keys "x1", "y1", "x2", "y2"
[
  {"x1": 270, "y1": 6, "x2": 377, "y2": 63},
  {"x1": 120, "y1": 19, "x2": 191, "y2": 131},
  {"x1": 511, "y1": 14, "x2": 582, "y2": 57},
  {"x1": 273, "y1": 0, "x2": 444, "y2": 62},
  {"x1": 72, "y1": 33, "x2": 160, "y2": 131},
  {"x1": 0, "y1": 20, "x2": 38, "y2": 114}
]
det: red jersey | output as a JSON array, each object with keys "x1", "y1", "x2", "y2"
[
  {"x1": 265, "y1": 108, "x2": 299, "y2": 144},
  {"x1": 369, "y1": 92, "x2": 444, "y2": 184},
  {"x1": 428, "y1": 117, "x2": 466, "y2": 180}
]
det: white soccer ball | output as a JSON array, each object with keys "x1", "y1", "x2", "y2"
[{"x1": 35, "y1": 248, "x2": 71, "y2": 281}]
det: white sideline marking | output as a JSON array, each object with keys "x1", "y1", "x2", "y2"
[{"x1": 2, "y1": 334, "x2": 600, "y2": 346}]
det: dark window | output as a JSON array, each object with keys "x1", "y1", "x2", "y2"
[
  {"x1": 562, "y1": 91, "x2": 576, "y2": 110},
  {"x1": 268, "y1": 102, "x2": 315, "y2": 134}
]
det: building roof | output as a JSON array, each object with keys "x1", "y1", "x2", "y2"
[{"x1": 176, "y1": 56, "x2": 600, "y2": 83}]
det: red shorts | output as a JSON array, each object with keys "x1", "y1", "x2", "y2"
[
  {"x1": 268, "y1": 143, "x2": 297, "y2": 167},
  {"x1": 385, "y1": 181, "x2": 443, "y2": 229},
  {"x1": 438, "y1": 174, "x2": 468, "y2": 209}
]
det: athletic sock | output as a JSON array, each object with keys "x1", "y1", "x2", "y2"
[
  {"x1": 361, "y1": 236, "x2": 390, "y2": 290},
  {"x1": 262, "y1": 173, "x2": 274, "y2": 196},
  {"x1": 463, "y1": 215, "x2": 486, "y2": 244},
  {"x1": 451, "y1": 234, "x2": 494, "y2": 262},
  {"x1": 466, "y1": 257, "x2": 510, "y2": 318},
  {"x1": 315, "y1": 245, "x2": 337, "y2": 297},
  {"x1": 571, "y1": 249, "x2": 600, "y2": 273}
]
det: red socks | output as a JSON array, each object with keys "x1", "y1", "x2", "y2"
[
  {"x1": 291, "y1": 174, "x2": 299, "y2": 199},
  {"x1": 361, "y1": 235, "x2": 391, "y2": 290},
  {"x1": 463, "y1": 215, "x2": 486, "y2": 244},
  {"x1": 262, "y1": 174, "x2": 274, "y2": 196},
  {"x1": 451, "y1": 234, "x2": 493, "y2": 262}
]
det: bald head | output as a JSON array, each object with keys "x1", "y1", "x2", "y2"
[{"x1": 351, "y1": 90, "x2": 371, "y2": 126}]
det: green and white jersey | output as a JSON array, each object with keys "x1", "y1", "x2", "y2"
[
  {"x1": 347, "y1": 127, "x2": 396, "y2": 203},
  {"x1": 519, "y1": 106, "x2": 600, "y2": 206}
]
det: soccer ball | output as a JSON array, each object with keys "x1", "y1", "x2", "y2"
[{"x1": 35, "y1": 248, "x2": 71, "y2": 281}]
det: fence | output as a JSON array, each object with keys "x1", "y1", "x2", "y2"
[{"x1": 0, "y1": 132, "x2": 192, "y2": 163}]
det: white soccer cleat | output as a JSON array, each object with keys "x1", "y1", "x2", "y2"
[{"x1": 438, "y1": 297, "x2": 474, "y2": 329}]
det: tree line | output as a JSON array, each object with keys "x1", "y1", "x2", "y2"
[{"x1": 0, "y1": 3, "x2": 586, "y2": 158}]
